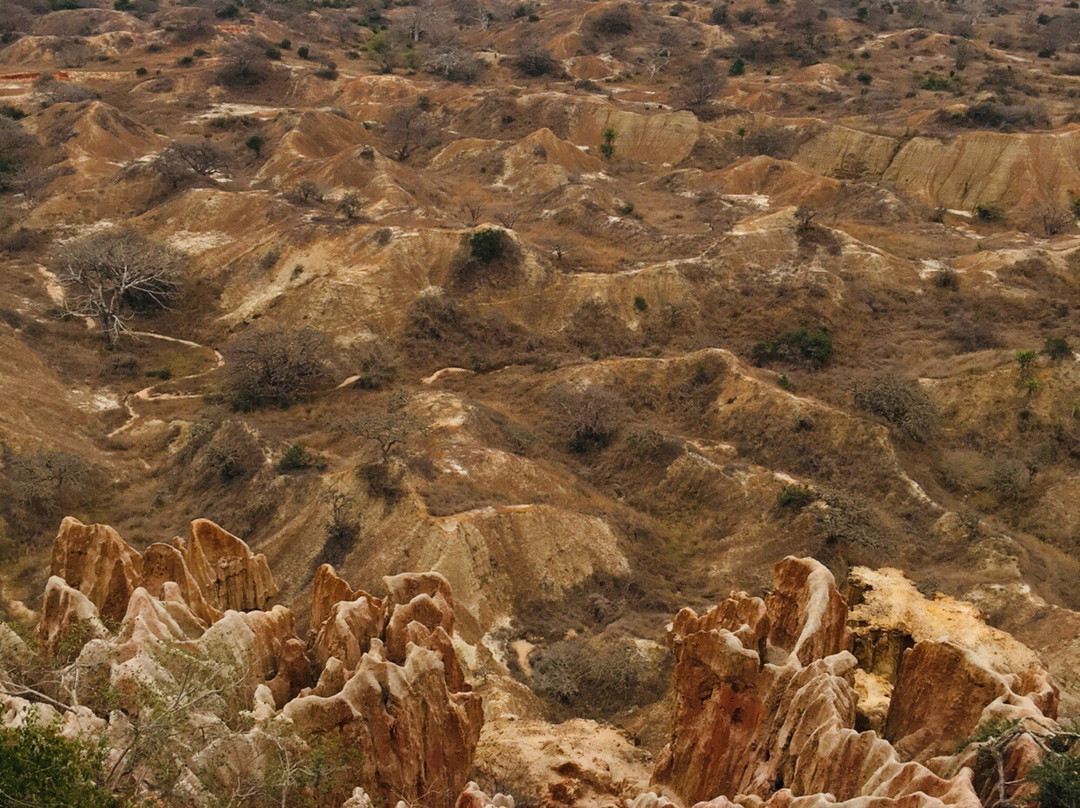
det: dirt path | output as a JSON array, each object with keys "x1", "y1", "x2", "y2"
[{"x1": 107, "y1": 332, "x2": 224, "y2": 439}]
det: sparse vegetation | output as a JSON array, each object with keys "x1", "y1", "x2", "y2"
[
  {"x1": 852, "y1": 374, "x2": 937, "y2": 442},
  {"x1": 549, "y1": 384, "x2": 627, "y2": 453},
  {"x1": 752, "y1": 328, "x2": 834, "y2": 369},
  {"x1": 55, "y1": 230, "x2": 184, "y2": 342},
  {"x1": 223, "y1": 328, "x2": 332, "y2": 409}
]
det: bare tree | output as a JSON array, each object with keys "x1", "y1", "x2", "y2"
[
  {"x1": 400, "y1": 0, "x2": 437, "y2": 42},
  {"x1": 154, "y1": 141, "x2": 229, "y2": 188},
  {"x1": 56, "y1": 230, "x2": 184, "y2": 342},
  {"x1": 494, "y1": 209, "x2": 520, "y2": 229},
  {"x1": 452, "y1": 0, "x2": 490, "y2": 29},
  {"x1": 422, "y1": 45, "x2": 482, "y2": 83},
  {"x1": 295, "y1": 181, "x2": 325, "y2": 203},
  {"x1": 1039, "y1": 204, "x2": 1071, "y2": 237},
  {"x1": 462, "y1": 201, "x2": 484, "y2": 226},
  {"x1": 383, "y1": 107, "x2": 435, "y2": 162},
  {"x1": 671, "y1": 58, "x2": 726, "y2": 112},
  {"x1": 642, "y1": 47, "x2": 673, "y2": 79},
  {"x1": 224, "y1": 327, "x2": 332, "y2": 408},
  {"x1": 347, "y1": 390, "x2": 426, "y2": 463}
]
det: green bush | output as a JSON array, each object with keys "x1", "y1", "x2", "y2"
[
  {"x1": 1029, "y1": 751, "x2": 1080, "y2": 808},
  {"x1": 777, "y1": 484, "x2": 815, "y2": 511},
  {"x1": 278, "y1": 443, "x2": 328, "y2": 473},
  {"x1": 1044, "y1": 336, "x2": 1071, "y2": 361},
  {"x1": 0, "y1": 716, "x2": 120, "y2": 808},
  {"x1": 752, "y1": 328, "x2": 834, "y2": 369},
  {"x1": 599, "y1": 127, "x2": 616, "y2": 159},
  {"x1": 469, "y1": 228, "x2": 506, "y2": 263},
  {"x1": 729, "y1": 57, "x2": 746, "y2": 76},
  {"x1": 974, "y1": 202, "x2": 1004, "y2": 221}
]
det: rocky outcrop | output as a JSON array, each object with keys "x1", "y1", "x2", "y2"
[
  {"x1": 290, "y1": 568, "x2": 483, "y2": 808},
  {"x1": 182, "y1": 518, "x2": 277, "y2": 613},
  {"x1": 848, "y1": 567, "x2": 1058, "y2": 759},
  {"x1": 17, "y1": 518, "x2": 482, "y2": 808},
  {"x1": 49, "y1": 517, "x2": 143, "y2": 623},
  {"x1": 651, "y1": 557, "x2": 1060, "y2": 808}
]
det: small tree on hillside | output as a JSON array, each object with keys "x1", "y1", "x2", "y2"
[
  {"x1": 154, "y1": 141, "x2": 229, "y2": 188},
  {"x1": 347, "y1": 390, "x2": 427, "y2": 463},
  {"x1": 384, "y1": 107, "x2": 435, "y2": 162},
  {"x1": 224, "y1": 327, "x2": 332, "y2": 409},
  {"x1": 599, "y1": 128, "x2": 617, "y2": 159},
  {"x1": 56, "y1": 230, "x2": 184, "y2": 342},
  {"x1": 672, "y1": 58, "x2": 727, "y2": 111}
]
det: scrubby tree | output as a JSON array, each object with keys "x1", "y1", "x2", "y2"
[
  {"x1": 56, "y1": 230, "x2": 184, "y2": 341},
  {"x1": 672, "y1": 58, "x2": 727, "y2": 111},
  {"x1": 852, "y1": 373, "x2": 937, "y2": 442},
  {"x1": 217, "y1": 37, "x2": 272, "y2": 86},
  {"x1": 383, "y1": 106, "x2": 434, "y2": 161},
  {"x1": 549, "y1": 384, "x2": 627, "y2": 453},
  {"x1": 347, "y1": 390, "x2": 426, "y2": 463},
  {"x1": 223, "y1": 327, "x2": 332, "y2": 409},
  {"x1": 337, "y1": 191, "x2": 363, "y2": 219}
]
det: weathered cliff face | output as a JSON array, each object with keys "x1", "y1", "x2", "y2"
[
  {"x1": 648, "y1": 557, "x2": 1059, "y2": 808},
  {"x1": 289, "y1": 564, "x2": 483, "y2": 807},
  {"x1": 15, "y1": 519, "x2": 482, "y2": 808}
]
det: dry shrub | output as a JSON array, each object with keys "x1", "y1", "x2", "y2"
[
  {"x1": 0, "y1": 443, "x2": 96, "y2": 546},
  {"x1": 401, "y1": 292, "x2": 543, "y2": 372},
  {"x1": 223, "y1": 328, "x2": 332, "y2": 409},
  {"x1": 565, "y1": 300, "x2": 639, "y2": 357},
  {"x1": 190, "y1": 419, "x2": 262, "y2": 486},
  {"x1": 852, "y1": 373, "x2": 937, "y2": 442},
  {"x1": 530, "y1": 634, "x2": 668, "y2": 718},
  {"x1": 548, "y1": 384, "x2": 628, "y2": 454}
]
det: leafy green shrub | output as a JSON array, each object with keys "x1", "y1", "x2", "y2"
[
  {"x1": 777, "y1": 484, "x2": 815, "y2": 511},
  {"x1": 1029, "y1": 751, "x2": 1080, "y2": 808},
  {"x1": 922, "y1": 73, "x2": 962, "y2": 92},
  {"x1": 1044, "y1": 336, "x2": 1072, "y2": 360},
  {"x1": 278, "y1": 443, "x2": 327, "y2": 473},
  {"x1": 469, "y1": 228, "x2": 506, "y2": 262},
  {"x1": 975, "y1": 202, "x2": 1004, "y2": 221},
  {"x1": 729, "y1": 57, "x2": 746, "y2": 76},
  {"x1": 599, "y1": 127, "x2": 617, "y2": 159},
  {"x1": 633, "y1": 296, "x2": 647, "y2": 312},
  {"x1": 0, "y1": 715, "x2": 120, "y2": 808},
  {"x1": 852, "y1": 374, "x2": 937, "y2": 442},
  {"x1": 752, "y1": 328, "x2": 834, "y2": 369}
]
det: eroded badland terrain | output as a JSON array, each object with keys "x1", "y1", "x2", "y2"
[{"x1": 1, "y1": 0, "x2": 1080, "y2": 805}]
